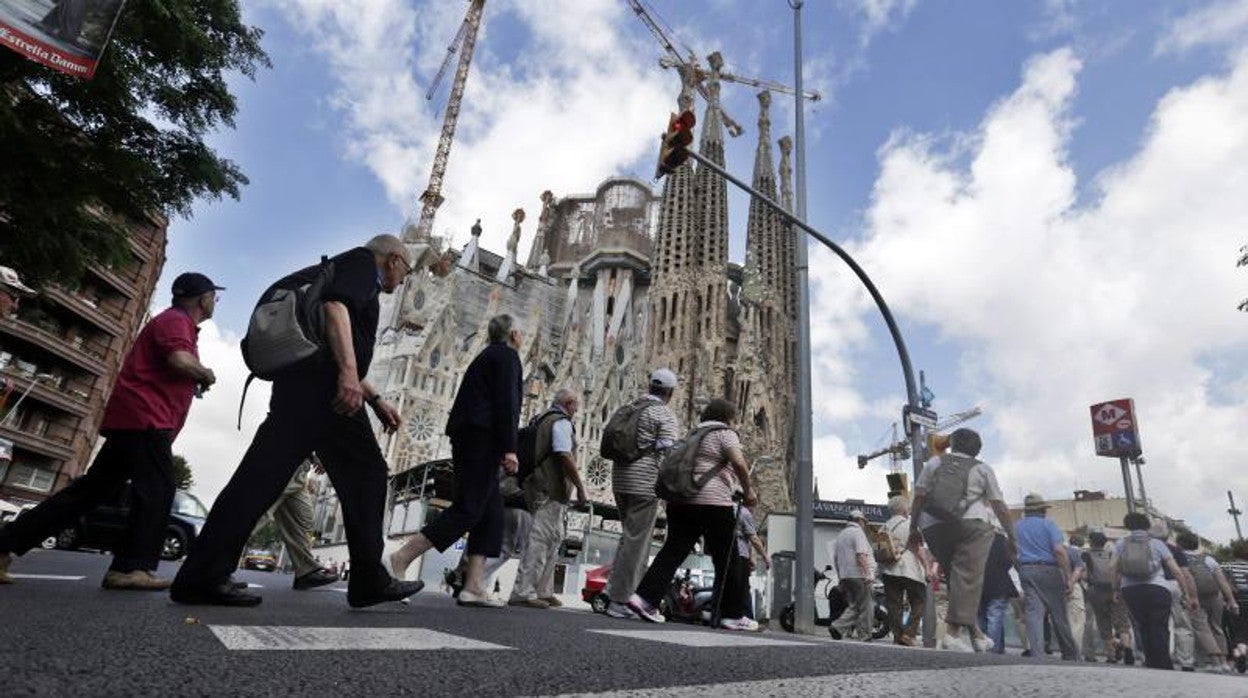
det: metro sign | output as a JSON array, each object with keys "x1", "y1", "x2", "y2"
[{"x1": 1089, "y1": 398, "x2": 1141, "y2": 458}]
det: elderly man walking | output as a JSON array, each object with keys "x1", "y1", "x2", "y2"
[
  {"x1": 172, "y1": 235, "x2": 431, "y2": 607},
  {"x1": 389, "y1": 314, "x2": 525, "y2": 608},
  {"x1": 1014, "y1": 493, "x2": 1078, "y2": 660},
  {"x1": 509, "y1": 387, "x2": 587, "y2": 608},
  {"x1": 2, "y1": 272, "x2": 219, "y2": 589},
  {"x1": 831, "y1": 510, "x2": 877, "y2": 641},
  {"x1": 909, "y1": 428, "x2": 1016, "y2": 653}
]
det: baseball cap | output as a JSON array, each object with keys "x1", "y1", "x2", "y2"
[
  {"x1": 0, "y1": 266, "x2": 36, "y2": 296},
  {"x1": 649, "y1": 368, "x2": 677, "y2": 389},
  {"x1": 171, "y1": 272, "x2": 225, "y2": 298},
  {"x1": 849, "y1": 509, "x2": 865, "y2": 520}
]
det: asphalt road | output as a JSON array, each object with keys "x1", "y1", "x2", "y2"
[{"x1": 2, "y1": 550, "x2": 1246, "y2": 697}]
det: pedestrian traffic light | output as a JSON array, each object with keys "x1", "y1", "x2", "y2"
[
  {"x1": 886, "y1": 472, "x2": 909, "y2": 498},
  {"x1": 655, "y1": 110, "x2": 696, "y2": 178}
]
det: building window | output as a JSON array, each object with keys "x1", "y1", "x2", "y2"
[{"x1": 7, "y1": 463, "x2": 56, "y2": 493}]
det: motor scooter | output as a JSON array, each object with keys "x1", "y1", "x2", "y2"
[
  {"x1": 779, "y1": 567, "x2": 891, "y2": 640},
  {"x1": 659, "y1": 568, "x2": 717, "y2": 624}
]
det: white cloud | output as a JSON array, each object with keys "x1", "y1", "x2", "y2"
[
  {"x1": 840, "y1": 0, "x2": 917, "y2": 46},
  {"x1": 264, "y1": 0, "x2": 674, "y2": 255},
  {"x1": 813, "y1": 46, "x2": 1248, "y2": 542},
  {"x1": 174, "y1": 322, "x2": 270, "y2": 508},
  {"x1": 1157, "y1": 0, "x2": 1248, "y2": 55}
]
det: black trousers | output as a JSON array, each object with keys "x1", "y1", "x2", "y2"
[
  {"x1": 1122, "y1": 584, "x2": 1173, "y2": 670},
  {"x1": 421, "y1": 432, "x2": 503, "y2": 558},
  {"x1": 172, "y1": 379, "x2": 389, "y2": 601},
  {"x1": 635, "y1": 503, "x2": 746, "y2": 620},
  {"x1": 883, "y1": 574, "x2": 927, "y2": 643},
  {"x1": 0, "y1": 429, "x2": 174, "y2": 573}
]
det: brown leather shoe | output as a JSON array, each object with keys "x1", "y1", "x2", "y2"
[
  {"x1": 102, "y1": 570, "x2": 172, "y2": 591},
  {"x1": 0, "y1": 552, "x2": 14, "y2": 584},
  {"x1": 539, "y1": 596, "x2": 563, "y2": 608},
  {"x1": 508, "y1": 597, "x2": 550, "y2": 609}
]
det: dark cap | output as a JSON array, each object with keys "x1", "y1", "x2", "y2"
[{"x1": 171, "y1": 272, "x2": 225, "y2": 298}]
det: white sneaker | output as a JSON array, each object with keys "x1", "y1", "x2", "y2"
[
  {"x1": 456, "y1": 589, "x2": 505, "y2": 608},
  {"x1": 941, "y1": 632, "x2": 975, "y2": 653},
  {"x1": 627, "y1": 594, "x2": 666, "y2": 623},
  {"x1": 971, "y1": 633, "x2": 995, "y2": 653},
  {"x1": 605, "y1": 601, "x2": 636, "y2": 619},
  {"x1": 720, "y1": 617, "x2": 760, "y2": 632}
]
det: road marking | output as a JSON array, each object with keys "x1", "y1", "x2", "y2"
[
  {"x1": 209, "y1": 626, "x2": 512, "y2": 651},
  {"x1": 587, "y1": 629, "x2": 817, "y2": 648},
  {"x1": 549, "y1": 664, "x2": 1248, "y2": 697},
  {"x1": 10, "y1": 574, "x2": 86, "y2": 581}
]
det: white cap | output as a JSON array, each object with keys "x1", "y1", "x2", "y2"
[
  {"x1": 0, "y1": 266, "x2": 35, "y2": 296},
  {"x1": 849, "y1": 509, "x2": 865, "y2": 520},
  {"x1": 649, "y1": 368, "x2": 678, "y2": 389}
]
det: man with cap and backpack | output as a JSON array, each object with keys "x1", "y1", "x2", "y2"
[
  {"x1": 1178, "y1": 530, "x2": 1238, "y2": 672},
  {"x1": 601, "y1": 368, "x2": 680, "y2": 620},
  {"x1": 1115, "y1": 512, "x2": 1190, "y2": 669},
  {"x1": 908, "y1": 428, "x2": 1016, "y2": 653},
  {"x1": 1, "y1": 272, "x2": 220, "y2": 590},
  {"x1": 1083, "y1": 528, "x2": 1135, "y2": 664}
]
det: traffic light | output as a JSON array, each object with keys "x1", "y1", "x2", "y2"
[
  {"x1": 655, "y1": 110, "x2": 696, "y2": 178},
  {"x1": 886, "y1": 472, "x2": 909, "y2": 498}
]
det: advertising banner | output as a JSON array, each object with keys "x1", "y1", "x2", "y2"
[{"x1": 0, "y1": 0, "x2": 126, "y2": 79}]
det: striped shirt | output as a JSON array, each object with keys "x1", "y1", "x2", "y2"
[
  {"x1": 684, "y1": 421, "x2": 742, "y2": 507},
  {"x1": 610, "y1": 396, "x2": 679, "y2": 498}
]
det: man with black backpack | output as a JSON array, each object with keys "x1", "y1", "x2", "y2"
[
  {"x1": 171, "y1": 236, "x2": 428, "y2": 608},
  {"x1": 908, "y1": 428, "x2": 1016, "y2": 653},
  {"x1": 1083, "y1": 528, "x2": 1134, "y2": 664},
  {"x1": 509, "y1": 387, "x2": 586, "y2": 609},
  {"x1": 601, "y1": 368, "x2": 680, "y2": 620}
]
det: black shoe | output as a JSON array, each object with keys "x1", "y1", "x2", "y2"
[
  {"x1": 293, "y1": 568, "x2": 340, "y2": 591},
  {"x1": 444, "y1": 568, "x2": 464, "y2": 599},
  {"x1": 1181, "y1": 666, "x2": 1195, "y2": 672},
  {"x1": 828, "y1": 627, "x2": 843, "y2": 640},
  {"x1": 170, "y1": 582, "x2": 262, "y2": 607},
  {"x1": 1021, "y1": 649, "x2": 1033, "y2": 657},
  {"x1": 1123, "y1": 648, "x2": 1135, "y2": 666},
  {"x1": 227, "y1": 576, "x2": 248, "y2": 590},
  {"x1": 348, "y1": 579, "x2": 424, "y2": 608}
]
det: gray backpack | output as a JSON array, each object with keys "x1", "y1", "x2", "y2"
[
  {"x1": 654, "y1": 425, "x2": 731, "y2": 502},
  {"x1": 1190, "y1": 555, "x2": 1220, "y2": 597},
  {"x1": 600, "y1": 398, "x2": 654, "y2": 464},
  {"x1": 1086, "y1": 548, "x2": 1116, "y2": 587},
  {"x1": 1118, "y1": 537, "x2": 1155, "y2": 578},
  {"x1": 921, "y1": 453, "x2": 978, "y2": 522}
]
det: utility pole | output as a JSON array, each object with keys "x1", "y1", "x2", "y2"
[
  {"x1": 1119, "y1": 456, "x2": 1136, "y2": 513},
  {"x1": 789, "y1": 0, "x2": 816, "y2": 636},
  {"x1": 1230, "y1": 491, "x2": 1244, "y2": 540},
  {"x1": 1132, "y1": 456, "x2": 1148, "y2": 509}
]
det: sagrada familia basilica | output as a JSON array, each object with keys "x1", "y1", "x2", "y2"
[{"x1": 368, "y1": 62, "x2": 800, "y2": 516}]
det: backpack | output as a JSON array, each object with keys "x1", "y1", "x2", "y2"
[
  {"x1": 600, "y1": 398, "x2": 654, "y2": 464},
  {"x1": 921, "y1": 453, "x2": 978, "y2": 522},
  {"x1": 653, "y1": 425, "x2": 732, "y2": 502},
  {"x1": 1190, "y1": 555, "x2": 1220, "y2": 598},
  {"x1": 1086, "y1": 548, "x2": 1116, "y2": 588},
  {"x1": 236, "y1": 256, "x2": 336, "y2": 428},
  {"x1": 871, "y1": 523, "x2": 899, "y2": 566},
  {"x1": 516, "y1": 409, "x2": 566, "y2": 488},
  {"x1": 1118, "y1": 536, "x2": 1156, "y2": 578}
]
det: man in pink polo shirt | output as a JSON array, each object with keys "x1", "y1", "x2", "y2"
[{"x1": 0, "y1": 272, "x2": 219, "y2": 589}]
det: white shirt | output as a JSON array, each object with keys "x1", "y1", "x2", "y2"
[
  {"x1": 915, "y1": 451, "x2": 1005, "y2": 530},
  {"x1": 881, "y1": 514, "x2": 924, "y2": 583},
  {"x1": 833, "y1": 522, "x2": 875, "y2": 580}
]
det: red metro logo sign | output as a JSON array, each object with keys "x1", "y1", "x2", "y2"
[{"x1": 1089, "y1": 398, "x2": 1142, "y2": 459}]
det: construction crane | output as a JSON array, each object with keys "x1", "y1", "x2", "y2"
[
  {"x1": 626, "y1": 0, "x2": 820, "y2": 138},
  {"x1": 404, "y1": 0, "x2": 486, "y2": 244},
  {"x1": 857, "y1": 406, "x2": 984, "y2": 472}
]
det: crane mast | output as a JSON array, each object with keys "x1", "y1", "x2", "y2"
[{"x1": 405, "y1": 0, "x2": 486, "y2": 244}]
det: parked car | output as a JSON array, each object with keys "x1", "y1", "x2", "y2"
[
  {"x1": 242, "y1": 550, "x2": 278, "y2": 572},
  {"x1": 581, "y1": 563, "x2": 612, "y2": 614},
  {"x1": 55, "y1": 488, "x2": 208, "y2": 561}
]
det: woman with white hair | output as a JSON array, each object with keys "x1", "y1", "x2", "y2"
[{"x1": 880, "y1": 494, "x2": 931, "y2": 645}]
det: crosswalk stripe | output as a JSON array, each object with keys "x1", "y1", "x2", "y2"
[
  {"x1": 208, "y1": 625, "x2": 513, "y2": 651},
  {"x1": 587, "y1": 629, "x2": 817, "y2": 648},
  {"x1": 9, "y1": 574, "x2": 86, "y2": 581},
  {"x1": 548, "y1": 664, "x2": 1248, "y2": 697}
]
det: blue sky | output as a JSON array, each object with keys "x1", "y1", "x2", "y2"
[{"x1": 162, "y1": 0, "x2": 1248, "y2": 543}]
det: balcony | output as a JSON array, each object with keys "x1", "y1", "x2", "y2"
[
  {"x1": 43, "y1": 287, "x2": 124, "y2": 337},
  {"x1": 0, "y1": 371, "x2": 92, "y2": 418},
  {"x1": 0, "y1": 316, "x2": 107, "y2": 376},
  {"x1": 0, "y1": 423, "x2": 75, "y2": 462},
  {"x1": 86, "y1": 263, "x2": 138, "y2": 300}
]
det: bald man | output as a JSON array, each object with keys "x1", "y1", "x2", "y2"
[{"x1": 173, "y1": 235, "x2": 446, "y2": 608}]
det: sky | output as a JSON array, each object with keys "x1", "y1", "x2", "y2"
[{"x1": 156, "y1": 0, "x2": 1248, "y2": 543}]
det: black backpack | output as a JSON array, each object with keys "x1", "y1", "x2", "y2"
[
  {"x1": 237, "y1": 256, "x2": 335, "y2": 428},
  {"x1": 600, "y1": 398, "x2": 654, "y2": 464},
  {"x1": 516, "y1": 409, "x2": 566, "y2": 487}
]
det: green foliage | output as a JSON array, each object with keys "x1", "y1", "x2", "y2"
[
  {"x1": 172, "y1": 453, "x2": 193, "y2": 491},
  {"x1": 0, "y1": 0, "x2": 270, "y2": 286}
]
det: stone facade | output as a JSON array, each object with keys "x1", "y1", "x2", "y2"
[{"x1": 369, "y1": 84, "x2": 798, "y2": 519}]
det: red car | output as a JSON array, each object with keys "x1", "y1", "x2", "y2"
[{"x1": 581, "y1": 563, "x2": 612, "y2": 613}]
